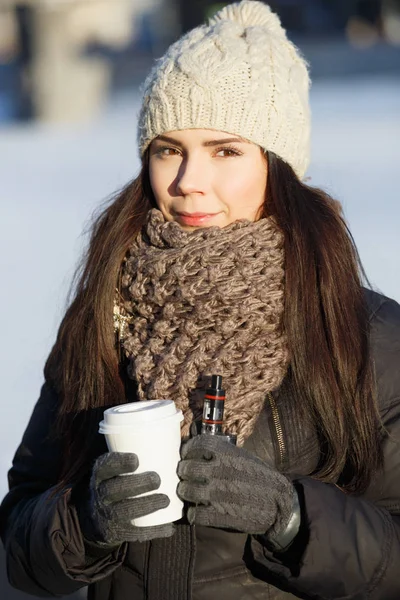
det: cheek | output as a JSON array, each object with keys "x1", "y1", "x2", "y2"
[
  {"x1": 220, "y1": 170, "x2": 266, "y2": 211},
  {"x1": 149, "y1": 162, "x2": 170, "y2": 206}
]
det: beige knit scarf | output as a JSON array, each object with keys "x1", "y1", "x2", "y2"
[{"x1": 119, "y1": 209, "x2": 288, "y2": 445}]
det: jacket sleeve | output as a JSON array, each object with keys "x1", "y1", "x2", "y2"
[
  {"x1": 250, "y1": 296, "x2": 400, "y2": 600},
  {"x1": 0, "y1": 381, "x2": 127, "y2": 598}
]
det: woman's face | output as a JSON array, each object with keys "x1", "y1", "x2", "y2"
[{"x1": 148, "y1": 129, "x2": 268, "y2": 230}]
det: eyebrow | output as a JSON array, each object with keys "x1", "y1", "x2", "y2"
[{"x1": 154, "y1": 134, "x2": 248, "y2": 147}]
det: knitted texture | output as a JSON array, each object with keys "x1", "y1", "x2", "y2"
[
  {"x1": 178, "y1": 434, "x2": 295, "y2": 537},
  {"x1": 80, "y1": 452, "x2": 174, "y2": 544},
  {"x1": 137, "y1": 0, "x2": 310, "y2": 178},
  {"x1": 120, "y1": 209, "x2": 288, "y2": 446}
]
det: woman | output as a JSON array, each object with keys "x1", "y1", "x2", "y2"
[{"x1": 1, "y1": 2, "x2": 400, "y2": 599}]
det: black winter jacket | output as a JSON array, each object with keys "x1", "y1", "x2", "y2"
[{"x1": 1, "y1": 288, "x2": 400, "y2": 600}]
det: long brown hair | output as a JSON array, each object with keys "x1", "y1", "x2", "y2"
[{"x1": 46, "y1": 151, "x2": 382, "y2": 494}]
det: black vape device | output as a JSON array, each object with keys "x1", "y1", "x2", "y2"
[{"x1": 201, "y1": 374, "x2": 237, "y2": 445}]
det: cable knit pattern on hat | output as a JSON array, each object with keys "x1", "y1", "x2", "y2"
[
  {"x1": 137, "y1": 0, "x2": 310, "y2": 178},
  {"x1": 120, "y1": 209, "x2": 289, "y2": 446}
]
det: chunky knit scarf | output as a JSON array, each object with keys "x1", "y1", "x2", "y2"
[{"x1": 119, "y1": 209, "x2": 288, "y2": 445}]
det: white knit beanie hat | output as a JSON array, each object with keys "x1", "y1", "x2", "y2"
[{"x1": 137, "y1": 0, "x2": 311, "y2": 178}]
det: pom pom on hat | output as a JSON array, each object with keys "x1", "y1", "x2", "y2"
[
  {"x1": 209, "y1": 0, "x2": 285, "y2": 36},
  {"x1": 137, "y1": 0, "x2": 311, "y2": 179}
]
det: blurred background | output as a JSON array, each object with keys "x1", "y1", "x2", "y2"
[{"x1": 0, "y1": 1, "x2": 399, "y2": 598}]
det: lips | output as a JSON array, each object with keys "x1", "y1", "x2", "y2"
[{"x1": 175, "y1": 212, "x2": 220, "y2": 226}]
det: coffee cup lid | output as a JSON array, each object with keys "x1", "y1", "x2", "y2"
[{"x1": 99, "y1": 400, "x2": 182, "y2": 432}]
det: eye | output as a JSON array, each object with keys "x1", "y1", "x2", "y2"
[
  {"x1": 215, "y1": 146, "x2": 243, "y2": 158},
  {"x1": 154, "y1": 146, "x2": 181, "y2": 157}
]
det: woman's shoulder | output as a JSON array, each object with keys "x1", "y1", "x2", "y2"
[
  {"x1": 364, "y1": 287, "x2": 400, "y2": 325},
  {"x1": 364, "y1": 287, "x2": 400, "y2": 414}
]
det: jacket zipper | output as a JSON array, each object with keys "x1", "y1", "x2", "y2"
[
  {"x1": 267, "y1": 391, "x2": 286, "y2": 469},
  {"x1": 144, "y1": 541, "x2": 151, "y2": 598}
]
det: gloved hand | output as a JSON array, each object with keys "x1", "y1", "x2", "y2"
[
  {"x1": 79, "y1": 452, "x2": 174, "y2": 545},
  {"x1": 177, "y1": 434, "x2": 296, "y2": 542}
]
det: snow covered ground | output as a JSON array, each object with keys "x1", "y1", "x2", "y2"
[{"x1": 0, "y1": 75, "x2": 399, "y2": 503}]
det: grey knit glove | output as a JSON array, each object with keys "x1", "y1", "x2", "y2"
[
  {"x1": 80, "y1": 452, "x2": 174, "y2": 545},
  {"x1": 177, "y1": 435, "x2": 295, "y2": 540}
]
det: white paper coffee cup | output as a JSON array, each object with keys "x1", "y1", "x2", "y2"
[{"x1": 99, "y1": 400, "x2": 184, "y2": 527}]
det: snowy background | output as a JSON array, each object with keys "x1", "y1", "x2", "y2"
[{"x1": 0, "y1": 75, "x2": 399, "y2": 598}]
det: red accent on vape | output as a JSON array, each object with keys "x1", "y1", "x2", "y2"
[{"x1": 201, "y1": 375, "x2": 237, "y2": 444}]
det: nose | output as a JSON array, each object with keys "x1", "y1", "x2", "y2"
[{"x1": 175, "y1": 155, "x2": 207, "y2": 196}]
